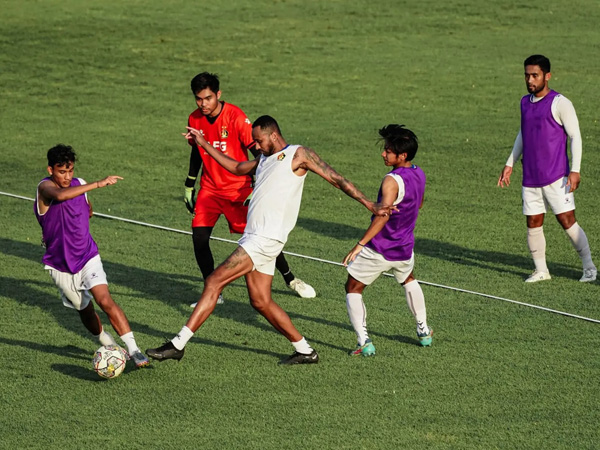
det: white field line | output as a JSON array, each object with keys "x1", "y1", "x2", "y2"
[{"x1": 2, "y1": 190, "x2": 599, "y2": 324}]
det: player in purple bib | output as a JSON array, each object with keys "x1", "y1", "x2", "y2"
[
  {"x1": 498, "y1": 55, "x2": 596, "y2": 283},
  {"x1": 35, "y1": 144, "x2": 150, "y2": 368},
  {"x1": 343, "y1": 124, "x2": 433, "y2": 356}
]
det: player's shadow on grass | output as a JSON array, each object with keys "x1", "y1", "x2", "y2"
[
  {"x1": 51, "y1": 361, "x2": 149, "y2": 381},
  {"x1": 130, "y1": 320, "x2": 284, "y2": 359},
  {"x1": 0, "y1": 337, "x2": 90, "y2": 361},
  {"x1": 0, "y1": 274, "x2": 106, "y2": 341},
  {"x1": 51, "y1": 363, "x2": 103, "y2": 381},
  {"x1": 0, "y1": 238, "x2": 328, "y2": 358},
  {"x1": 295, "y1": 217, "x2": 364, "y2": 240},
  {"x1": 0, "y1": 337, "x2": 105, "y2": 380},
  {"x1": 415, "y1": 237, "x2": 583, "y2": 280},
  {"x1": 0, "y1": 236, "x2": 246, "y2": 314},
  {"x1": 289, "y1": 219, "x2": 584, "y2": 279},
  {"x1": 285, "y1": 313, "x2": 420, "y2": 349},
  {"x1": 0, "y1": 235, "x2": 589, "y2": 361}
]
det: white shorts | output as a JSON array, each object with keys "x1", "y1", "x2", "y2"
[
  {"x1": 347, "y1": 246, "x2": 414, "y2": 285},
  {"x1": 522, "y1": 177, "x2": 575, "y2": 216},
  {"x1": 238, "y1": 233, "x2": 284, "y2": 276},
  {"x1": 45, "y1": 255, "x2": 108, "y2": 310}
]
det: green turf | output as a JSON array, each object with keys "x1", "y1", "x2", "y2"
[{"x1": 1, "y1": 0, "x2": 600, "y2": 448}]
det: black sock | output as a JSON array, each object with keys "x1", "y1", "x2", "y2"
[
  {"x1": 275, "y1": 253, "x2": 295, "y2": 285},
  {"x1": 192, "y1": 227, "x2": 215, "y2": 280}
]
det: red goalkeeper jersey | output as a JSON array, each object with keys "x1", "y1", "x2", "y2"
[{"x1": 188, "y1": 102, "x2": 254, "y2": 199}]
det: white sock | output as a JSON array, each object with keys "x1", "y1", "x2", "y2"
[
  {"x1": 404, "y1": 280, "x2": 429, "y2": 335},
  {"x1": 527, "y1": 226, "x2": 549, "y2": 273},
  {"x1": 292, "y1": 337, "x2": 313, "y2": 355},
  {"x1": 565, "y1": 222, "x2": 595, "y2": 270},
  {"x1": 346, "y1": 293, "x2": 369, "y2": 346},
  {"x1": 172, "y1": 326, "x2": 194, "y2": 351},
  {"x1": 95, "y1": 328, "x2": 117, "y2": 347},
  {"x1": 119, "y1": 331, "x2": 140, "y2": 355}
]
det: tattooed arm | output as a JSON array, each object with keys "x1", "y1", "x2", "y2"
[
  {"x1": 292, "y1": 146, "x2": 395, "y2": 216},
  {"x1": 184, "y1": 126, "x2": 258, "y2": 176}
]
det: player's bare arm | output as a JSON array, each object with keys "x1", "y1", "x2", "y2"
[
  {"x1": 184, "y1": 126, "x2": 258, "y2": 176},
  {"x1": 39, "y1": 176, "x2": 122, "y2": 204},
  {"x1": 566, "y1": 171, "x2": 580, "y2": 192},
  {"x1": 497, "y1": 165, "x2": 513, "y2": 188},
  {"x1": 343, "y1": 176, "x2": 398, "y2": 266},
  {"x1": 293, "y1": 146, "x2": 395, "y2": 216}
]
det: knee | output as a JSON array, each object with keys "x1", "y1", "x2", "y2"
[
  {"x1": 250, "y1": 295, "x2": 271, "y2": 313},
  {"x1": 345, "y1": 276, "x2": 363, "y2": 294},
  {"x1": 204, "y1": 274, "x2": 227, "y2": 294},
  {"x1": 526, "y1": 213, "x2": 545, "y2": 229},
  {"x1": 557, "y1": 213, "x2": 576, "y2": 230},
  {"x1": 94, "y1": 292, "x2": 118, "y2": 312}
]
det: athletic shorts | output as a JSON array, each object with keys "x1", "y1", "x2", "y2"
[
  {"x1": 45, "y1": 255, "x2": 107, "y2": 310},
  {"x1": 522, "y1": 177, "x2": 575, "y2": 216},
  {"x1": 192, "y1": 188, "x2": 252, "y2": 233},
  {"x1": 238, "y1": 233, "x2": 284, "y2": 276},
  {"x1": 347, "y1": 246, "x2": 414, "y2": 285}
]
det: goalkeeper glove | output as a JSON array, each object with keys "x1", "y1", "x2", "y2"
[{"x1": 184, "y1": 176, "x2": 197, "y2": 213}]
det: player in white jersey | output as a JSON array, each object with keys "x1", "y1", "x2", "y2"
[{"x1": 147, "y1": 115, "x2": 395, "y2": 365}]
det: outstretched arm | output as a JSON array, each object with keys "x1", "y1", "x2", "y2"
[
  {"x1": 184, "y1": 126, "x2": 258, "y2": 176},
  {"x1": 39, "y1": 176, "x2": 122, "y2": 204},
  {"x1": 294, "y1": 146, "x2": 395, "y2": 216}
]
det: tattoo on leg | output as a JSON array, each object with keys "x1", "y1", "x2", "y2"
[{"x1": 224, "y1": 247, "x2": 248, "y2": 269}]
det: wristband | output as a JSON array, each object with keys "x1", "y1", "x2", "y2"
[
  {"x1": 185, "y1": 176, "x2": 197, "y2": 188},
  {"x1": 357, "y1": 242, "x2": 365, "y2": 247}
]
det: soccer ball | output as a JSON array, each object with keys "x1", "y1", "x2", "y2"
[{"x1": 93, "y1": 344, "x2": 127, "y2": 379}]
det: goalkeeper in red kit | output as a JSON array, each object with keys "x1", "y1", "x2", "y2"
[{"x1": 184, "y1": 72, "x2": 316, "y2": 305}]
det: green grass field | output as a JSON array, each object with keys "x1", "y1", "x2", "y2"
[{"x1": 2, "y1": 0, "x2": 600, "y2": 448}]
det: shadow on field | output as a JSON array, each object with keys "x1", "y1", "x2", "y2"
[
  {"x1": 1, "y1": 235, "x2": 590, "y2": 361},
  {"x1": 415, "y1": 237, "x2": 583, "y2": 280},
  {"x1": 295, "y1": 217, "x2": 363, "y2": 240},
  {"x1": 0, "y1": 337, "x2": 90, "y2": 361},
  {"x1": 1, "y1": 238, "x2": 346, "y2": 358},
  {"x1": 0, "y1": 273, "x2": 96, "y2": 337},
  {"x1": 0, "y1": 235, "x2": 240, "y2": 311},
  {"x1": 129, "y1": 321, "x2": 285, "y2": 359},
  {"x1": 51, "y1": 363, "x2": 103, "y2": 381},
  {"x1": 285, "y1": 220, "x2": 583, "y2": 281},
  {"x1": 285, "y1": 313, "x2": 421, "y2": 349}
]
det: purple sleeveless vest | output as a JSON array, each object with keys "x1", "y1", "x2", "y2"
[
  {"x1": 34, "y1": 178, "x2": 99, "y2": 273},
  {"x1": 367, "y1": 165, "x2": 425, "y2": 261},
  {"x1": 520, "y1": 90, "x2": 569, "y2": 188}
]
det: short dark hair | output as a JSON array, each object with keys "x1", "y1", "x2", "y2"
[
  {"x1": 379, "y1": 124, "x2": 418, "y2": 161},
  {"x1": 190, "y1": 72, "x2": 220, "y2": 94},
  {"x1": 47, "y1": 144, "x2": 76, "y2": 167},
  {"x1": 524, "y1": 54, "x2": 551, "y2": 74},
  {"x1": 252, "y1": 115, "x2": 281, "y2": 135}
]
